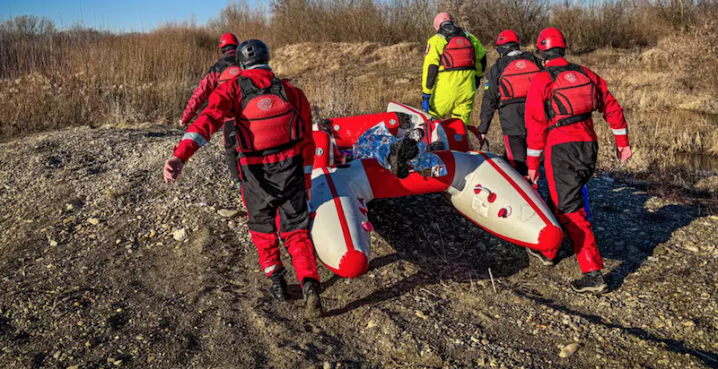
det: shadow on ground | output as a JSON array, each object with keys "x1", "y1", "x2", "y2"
[
  {"x1": 587, "y1": 180, "x2": 699, "y2": 291},
  {"x1": 514, "y1": 289, "x2": 718, "y2": 367},
  {"x1": 325, "y1": 175, "x2": 703, "y2": 319},
  {"x1": 325, "y1": 193, "x2": 529, "y2": 317}
]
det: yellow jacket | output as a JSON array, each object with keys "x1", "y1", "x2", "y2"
[{"x1": 422, "y1": 31, "x2": 487, "y2": 94}]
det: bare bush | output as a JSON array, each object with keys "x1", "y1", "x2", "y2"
[{"x1": 1, "y1": 0, "x2": 717, "y2": 138}]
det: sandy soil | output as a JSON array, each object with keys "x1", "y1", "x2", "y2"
[{"x1": 1, "y1": 125, "x2": 717, "y2": 368}]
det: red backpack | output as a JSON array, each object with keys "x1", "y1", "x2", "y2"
[
  {"x1": 498, "y1": 58, "x2": 541, "y2": 105},
  {"x1": 440, "y1": 33, "x2": 475, "y2": 71},
  {"x1": 218, "y1": 66, "x2": 241, "y2": 84},
  {"x1": 235, "y1": 77, "x2": 303, "y2": 152},
  {"x1": 547, "y1": 64, "x2": 599, "y2": 130}
]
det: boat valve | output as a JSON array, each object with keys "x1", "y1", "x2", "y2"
[{"x1": 474, "y1": 185, "x2": 497, "y2": 203}]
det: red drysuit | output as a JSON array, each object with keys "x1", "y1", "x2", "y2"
[
  {"x1": 174, "y1": 68, "x2": 319, "y2": 285},
  {"x1": 525, "y1": 57, "x2": 629, "y2": 273}
]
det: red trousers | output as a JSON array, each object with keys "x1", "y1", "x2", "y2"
[
  {"x1": 544, "y1": 140, "x2": 604, "y2": 273},
  {"x1": 250, "y1": 230, "x2": 320, "y2": 285},
  {"x1": 241, "y1": 154, "x2": 320, "y2": 285}
]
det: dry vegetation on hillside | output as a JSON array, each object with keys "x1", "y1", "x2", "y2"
[
  {"x1": 0, "y1": 0, "x2": 717, "y2": 195},
  {"x1": 1, "y1": 0, "x2": 717, "y2": 134},
  {"x1": 273, "y1": 37, "x2": 718, "y2": 197}
]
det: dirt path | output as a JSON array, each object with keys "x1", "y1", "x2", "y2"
[{"x1": 1, "y1": 125, "x2": 717, "y2": 369}]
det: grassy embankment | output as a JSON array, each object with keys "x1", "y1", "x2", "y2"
[
  {"x1": 274, "y1": 36, "x2": 718, "y2": 197},
  {"x1": 1, "y1": 0, "x2": 717, "y2": 196}
]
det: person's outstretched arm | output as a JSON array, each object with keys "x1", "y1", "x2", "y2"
[{"x1": 165, "y1": 82, "x2": 237, "y2": 183}]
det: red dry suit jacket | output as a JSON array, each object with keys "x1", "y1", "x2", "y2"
[
  {"x1": 174, "y1": 68, "x2": 315, "y2": 189},
  {"x1": 525, "y1": 57, "x2": 630, "y2": 170},
  {"x1": 181, "y1": 50, "x2": 239, "y2": 123}
]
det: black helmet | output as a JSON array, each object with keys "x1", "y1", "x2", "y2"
[{"x1": 236, "y1": 39, "x2": 270, "y2": 68}]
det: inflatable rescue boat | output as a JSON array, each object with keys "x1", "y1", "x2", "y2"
[{"x1": 309, "y1": 103, "x2": 563, "y2": 278}]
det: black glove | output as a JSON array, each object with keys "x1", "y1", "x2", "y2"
[{"x1": 475, "y1": 76, "x2": 482, "y2": 90}]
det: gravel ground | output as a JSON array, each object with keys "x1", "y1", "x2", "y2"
[{"x1": 1, "y1": 125, "x2": 717, "y2": 369}]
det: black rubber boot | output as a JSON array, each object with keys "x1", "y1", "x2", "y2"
[
  {"x1": 302, "y1": 278, "x2": 324, "y2": 319},
  {"x1": 527, "y1": 248, "x2": 555, "y2": 267},
  {"x1": 571, "y1": 271, "x2": 608, "y2": 294},
  {"x1": 396, "y1": 112, "x2": 412, "y2": 129},
  {"x1": 388, "y1": 138, "x2": 420, "y2": 179},
  {"x1": 269, "y1": 268, "x2": 288, "y2": 301}
]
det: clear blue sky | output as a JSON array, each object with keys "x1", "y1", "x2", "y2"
[{"x1": 1, "y1": 0, "x2": 264, "y2": 32}]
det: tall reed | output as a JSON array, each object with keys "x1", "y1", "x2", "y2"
[{"x1": 0, "y1": 0, "x2": 717, "y2": 137}]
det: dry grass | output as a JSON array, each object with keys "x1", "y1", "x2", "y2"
[
  {"x1": 0, "y1": 20, "x2": 217, "y2": 136},
  {"x1": 273, "y1": 39, "x2": 717, "y2": 196},
  {"x1": 1, "y1": 1, "x2": 717, "y2": 194},
  {"x1": 1, "y1": 0, "x2": 717, "y2": 137}
]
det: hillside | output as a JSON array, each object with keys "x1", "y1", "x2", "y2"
[{"x1": 272, "y1": 42, "x2": 718, "y2": 197}]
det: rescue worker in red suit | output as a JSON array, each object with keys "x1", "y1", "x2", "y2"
[
  {"x1": 179, "y1": 33, "x2": 243, "y2": 190},
  {"x1": 478, "y1": 30, "x2": 543, "y2": 176},
  {"x1": 525, "y1": 28, "x2": 633, "y2": 294},
  {"x1": 164, "y1": 40, "x2": 323, "y2": 318}
]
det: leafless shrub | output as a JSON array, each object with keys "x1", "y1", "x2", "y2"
[{"x1": 0, "y1": 0, "x2": 717, "y2": 138}]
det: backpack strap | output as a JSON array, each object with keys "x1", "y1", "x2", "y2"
[
  {"x1": 546, "y1": 66, "x2": 564, "y2": 82},
  {"x1": 239, "y1": 77, "x2": 259, "y2": 110},
  {"x1": 544, "y1": 67, "x2": 563, "y2": 118},
  {"x1": 502, "y1": 98, "x2": 527, "y2": 106},
  {"x1": 547, "y1": 113, "x2": 592, "y2": 132},
  {"x1": 268, "y1": 78, "x2": 289, "y2": 102},
  {"x1": 547, "y1": 63, "x2": 586, "y2": 81}
]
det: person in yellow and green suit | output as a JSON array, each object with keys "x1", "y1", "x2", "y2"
[{"x1": 422, "y1": 12, "x2": 487, "y2": 138}]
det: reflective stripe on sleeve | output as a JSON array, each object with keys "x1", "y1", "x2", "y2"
[
  {"x1": 612, "y1": 128, "x2": 627, "y2": 135},
  {"x1": 181, "y1": 132, "x2": 207, "y2": 147},
  {"x1": 304, "y1": 165, "x2": 313, "y2": 174},
  {"x1": 527, "y1": 149, "x2": 543, "y2": 157}
]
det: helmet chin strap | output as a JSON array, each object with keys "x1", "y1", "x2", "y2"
[
  {"x1": 438, "y1": 22, "x2": 459, "y2": 36},
  {"x1": 498, "y1": 43, "x2": 520, "y2": 56},
  {"x1": 539, "y1": 48, "x2": 565, "y2": 61}
]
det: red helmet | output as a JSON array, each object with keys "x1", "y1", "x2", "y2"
[
  {"x1": 497, "y1": 30, "x2": 520, "y2": 46},
  {"x1": 219, "y1": 33, "x2": 239, "y2": 49},
  {"x1": 536, "y1": 28, "x2": 566, "y2": 51}
]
